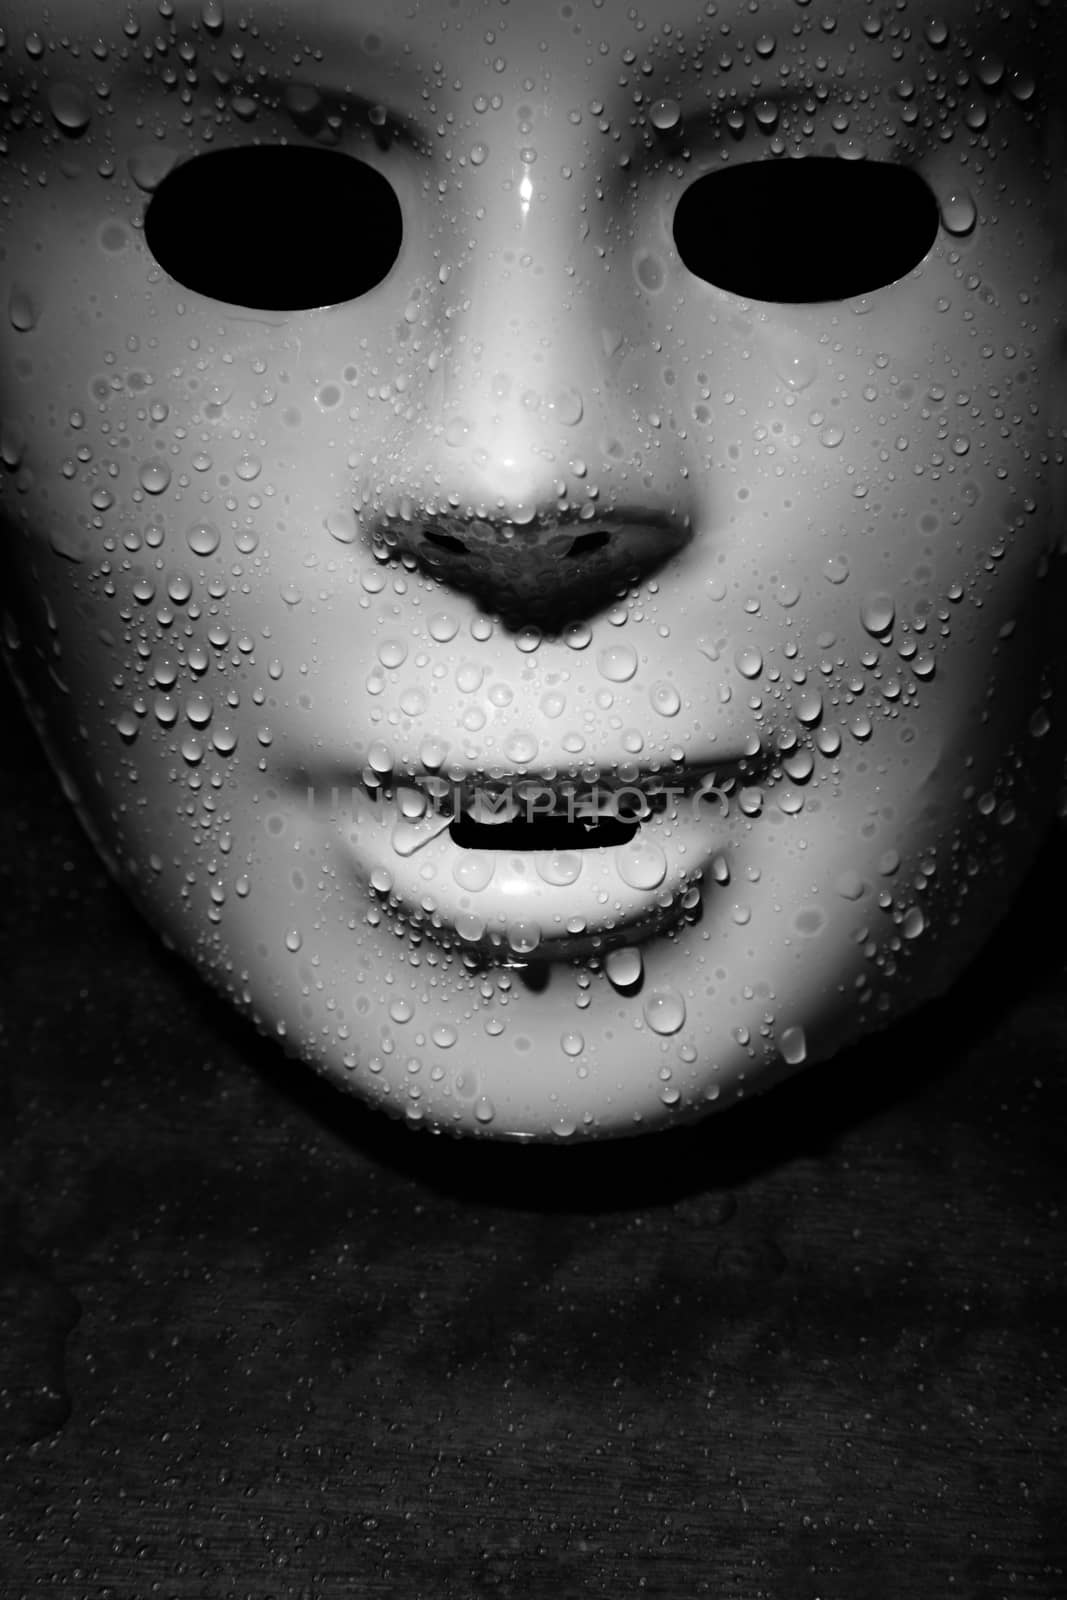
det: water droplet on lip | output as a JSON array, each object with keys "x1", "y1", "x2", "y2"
[
  {"x1": 452, "y1": 852, "x2": 496, "y2": 891},
  {"x1": 644, "y1": 989, "x2": 686, "y2": 1035},
  {"x1": 617, "y1": 841, "x2": 668, "y2": 891},
  {"x1": 536, "y1": 851, "x2": 583, "y2": 887},
  {"x1": 605, "y1": 945, "x2": 643, "y2": 990}
]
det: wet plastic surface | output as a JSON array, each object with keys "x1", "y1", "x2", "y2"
[{"x1": 1, "y1": 665, "x2": 1065, "y2": 1597}]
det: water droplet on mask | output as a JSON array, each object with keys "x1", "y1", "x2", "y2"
[
  {"x1": 455, "y1": 911, "x2": 486, "y2": 943},
  {"x1": 561, "y1": 1032, "x2": 585, "y2": 1057},
  {"x1": 597, "y1": 644, "x2": 638, "y2": 682},
  {"x1": 780, "y1": 1025, "x2": 807, "y2": 1065},
  {"x1": 185, "y1": 693, "x2": 212, "y2": 727},
  {"x1": 834, "y1": 870, "x2": 865, "y2": 901},
  {"x1": 819, "y1": 425, "x2": 845, "y2": 449},
  {"x1": 735, "y1": 646, "x2": 763, "y2": 680},
  {"x1": 452, "y1": 852, "x2": 496, "y2": 891},
  {"x1": 418, "y1": 737, "x2": 449, "y2": 769},
  {"x1": 605, "y1": 946, "x2": 643, "y2": 990},
  {"x1": 644, "y1": 989, "x2": 686, "y2": 1035},
  {"x1": 650, "y1": 681, "x2": 681, "y2": 716},
  {"x1": 474, "y1": 1096, "x2": 496, "y2": 1125},
  {"x1": 776, "y1": 349, "x2": 817, "y2": 391},
  {"x1": 552, "y1": 388, "x2": 584, "y2": 426},
  {"x1": 860, "y1": 593, "x2": 895, "y2": 635},
  {"x1": 326, "y1": 510, "x2": 359, "y2": 544},
  {"x1": 902, "y1": 906, "x2": 925, "y2": 939},
  {"x1": 941, "y1": 191, "x2": 976, "y2": 237},
  {"x1": 823, "y1": 554, "x2": 850, "y2": 585},
  {"x1": 128, "y1": 147, "x2": 178, "y2": 192},
  {"x1": 285, "y1": 929, "x2": 303, "y2": 952},
  {"x1": 469, "y1": 141, "x2": 489, "y2": 165},
  {"x1": 432, "y1": 1024, "x2": 457, "y2": 1048},
  {"x1": 377, "y1": 638, "x2": 408, "y2": 668},
  {"x1": 139, "y1": 460, "x2": 171, "y2": 495},
  {"x1": 617, "y1": 841, "x2": 668, "y2": 891},
  {"x1": 1, "y1": 421, "x2": 26, "y2": 469},
  {"x1": 116, "y1": 710, "x2": 139, "y2": 742},
  {"x1": 429, "y1": 612, "x2": 460, "y2": 643},
  {"x1": 563, "y1": 621, "x2": 592, "y2": 650},
  {"x1": 536, "y1": 851, "x2": 583, "y2": 886},
  {"x1": 649, "y1": 97, "x2": 681, "y2": 131},
  {"x1": 200, "y1": 0, "x2": 225, "y2": 31},
  {"x1": 508, "y1": 921, "x2": 541, "y2": 954},
  {"x1": 235, "y1": 455, "x2": 262, "y2": 481},
  {"x1": 47, "y1": 83, "x2": 92, "y2": 133},
  {"x1": 796, "y1": 691, "x2": 823, "y2": 726},
  {"x1": 9, "y1": 286, "x2": 39, "y2": 332},
  {"x1": 635, "y1": 252, "x2": 665, "y2": 293},
  {"x1": 187, "y1": 521, "x2": 220, "y2": 556},
  {"x1": 504, "y1": 733, "x2": 539, "y2": 766}
]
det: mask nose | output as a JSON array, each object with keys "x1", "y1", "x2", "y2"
[{"x1": 362, "y1": 164, "x2": 695, "y2": 630}]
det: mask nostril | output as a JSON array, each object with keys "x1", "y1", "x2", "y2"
[
  {"x1": 422, "y1": 531, "x2": 467, "y2": 555},
  {"x1": 566, "y1": 530, "x2": 612, "y2": 559}
]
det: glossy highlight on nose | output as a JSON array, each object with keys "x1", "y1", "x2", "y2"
[{"x1": 673, "y1": 157, "x2": 941, "y2": 303}]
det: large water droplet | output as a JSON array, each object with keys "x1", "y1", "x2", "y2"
[
  {"x1": 941, "y1": 191, "x2": 976, "y2": 237},
  {"x1": 326, "y1": 510, "x2": 359, "y2": 544},
  {"x1": 187, "y1": 521, "x2": 220, "y2": 556},
  {"x1": 597, "y1": 644, "x2": 638, "y2": 682},
  {"x1": 617, "y1": 841, "x2": 668, "y2": 891},
  {"x1": 780, "y1": 1025, "x2": 807, "y2": 1065},
  {"x1": 452, "y1": 852, "x2": 496, "y2": 891},
  {"x1": 48, "y1": 83, "x2": 92, "y2": 133},
  {"x1": 649, "y1": 98, "x2": 681, "y2": 132},
  {"x1": 605, "y1": 946, "x2": 643, "y2": 990},
  {"x1": 507, "y1": 921, "x2": 541, "y2": 954},
  {"x1": 644, "y1": 989, "x2": 686, "y2": 1035},
  {"x1": 860, "y1": 592, "x2": 895, "y2": 635},
  {"x1": 650, "y1": 681, "x2": 681, "y2": 717},
  {"x1": 536, "y1": 851, "x2": 583, "y2": 886},
  {"x1": 139, "y1": 460, "x2": 172, "y2": 495}
]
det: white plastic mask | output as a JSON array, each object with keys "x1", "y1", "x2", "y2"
[{"x1": 2, "y1": 0, "x2": 1065, "y2": 1139}]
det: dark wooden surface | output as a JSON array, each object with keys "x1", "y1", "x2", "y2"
[{"x1": 2, "y1": 663, "x2": 1065, "y2": 1600}]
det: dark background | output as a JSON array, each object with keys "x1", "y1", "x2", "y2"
[{"x1": 2, "y1": 662, "x2": 1065, "y2": 1600}]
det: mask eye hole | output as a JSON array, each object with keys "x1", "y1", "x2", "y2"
[
  {"x1": 673, "y1": 156, "x2": 941, "y2": 304},
  {"x1": 143, "y1": 144, "x2": 403, "y2": 311}
]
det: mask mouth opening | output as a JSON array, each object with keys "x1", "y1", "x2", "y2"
[
  {"x1": 448, "y1": 810, "x2": 642, "y2": 852},
  {"x1": 447, "y1": 785, "x2": 673, "y2": 851}
]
